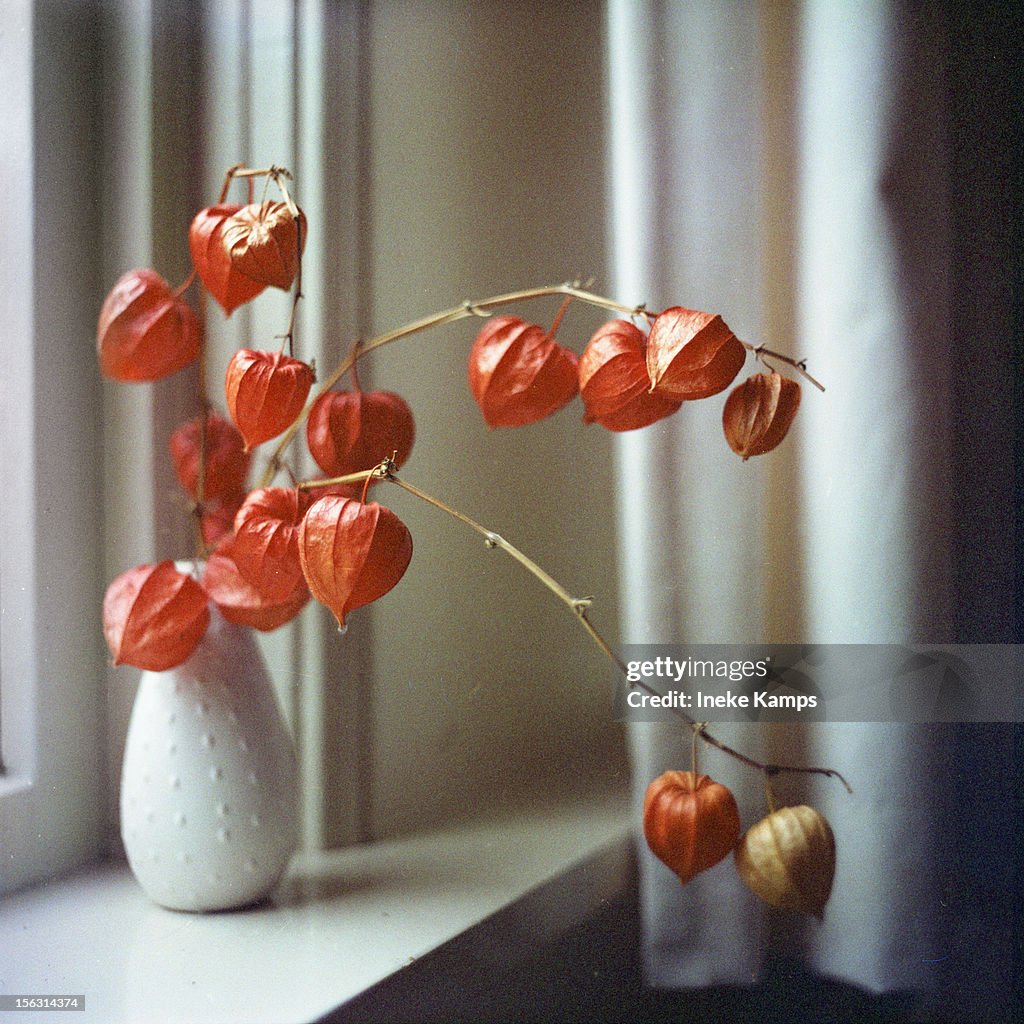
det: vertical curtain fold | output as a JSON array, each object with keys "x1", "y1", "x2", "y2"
[
  {"x1": 612, "y1": 0, "x2": 773, "y2": 990},
  {"x1": 797, "y1": 0, "x2": 949, "y2": 1002}
]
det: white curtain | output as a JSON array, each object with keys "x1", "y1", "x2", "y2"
[{"x1": 609, "y1": 1, "x2": 1016, "y2": 1019}]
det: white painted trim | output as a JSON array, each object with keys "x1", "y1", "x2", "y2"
[{"x1": 0, "y1": 0, "x2": 106, "y2": 894}]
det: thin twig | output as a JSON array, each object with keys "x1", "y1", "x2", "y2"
[
  {"x1": 297, "y1": 468, "x2": 377, "y2": 492},
  {"x1": 173, "y1": 268, "x2": 197, "y2": 299},
  {"x1": 192, "y1": 288, "x2": 210, "y2": 559},
  {"x1": 229, "y1": 165, "x2": 294, "y2": 180},
  {"x1": 747, "y1": 343, "x2": 826, "y2": 392},
  {"x1": 278, "y1": 207, "x2": 304, "y2": 357},
  {"x1": 371, "y1": 466, "x2": 851, "y2": 793},
  {"x1": 218, "y1": 162, "x2": 247, "y2": 204}
]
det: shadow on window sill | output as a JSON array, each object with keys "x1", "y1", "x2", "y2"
[{"x1": 323, "y1": 847, "x2": 964, "y2": 1024}]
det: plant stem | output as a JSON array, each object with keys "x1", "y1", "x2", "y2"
[
  {"x1": 377, "y1": 467, "x2": 851, "y2": 793},
  {"x1": 547, "y1": 294, "x2": 575, "y2": 339},
  {"x1": 192, "y1": 289, "x2": 210, "y2": 558},
  {"x1": 348, "y1": 338, "x2": 363, "y2": 392},
  {"x1": 173, "y1": 268, "x2": 198, "y2": 299},
  {"x1": 749, "y1": 344, "x2": 826, "y2": 392},
  {"x1": 297, "y1": 469, "x2": 377, "y2": 493},
  {"x1": 217, "y1": 163, "x2": 247, "y2": 204},
  {"x1": 278, "y1": 211, "x2": 304, "y2": 358},
  {"x1": 342, "y1": 283, "x2": 645, "y2": 389}
]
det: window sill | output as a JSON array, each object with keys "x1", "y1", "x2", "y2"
[{"x1": 0, "y1": 789, "x2": 633, "y2": 1024}]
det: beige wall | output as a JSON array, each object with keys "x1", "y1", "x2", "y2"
[{"x1": 359, "y1": 0, "x2": 627, "y2": 837}]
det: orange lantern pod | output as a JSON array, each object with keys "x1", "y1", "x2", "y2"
[
  {"x1": 189, "y1": 204, "x2": 266, "y2": 315},
  {"x1": 221, "y1": 200, "x2": 307, "y2": 291},
  {"x1": 467, "y1": 315, "x2": 579, "y2": 428},
  {"x1": 646, "y1": 306, "x2": 746, "y2": 400},
  {"x1": 230, "y1": 487, "x2": 312, "y2": 602},
  {"x1": 579, "y1": 319, "x2": 683, "y2": 431},
  {"x1": 298, "y1": 495, "x2": 413, "y2": 629},
  {"x1": 722, "y1": 372, "x2": 801, "y2": 460},
  {"x1": 201, "y1": 542, "x2": 310, "y2": 632},
  {"x1": 97, "y1": 268, "x2": 202, "y2": 383},
  {"x1": 643, "y1": 770, "x2": 742, "y2": 885},
  {"x1": 305, "y1": 389, "x2": 416, "y2": 479},
  {"x1": 225, "y1": 348, "x2": 314, "y2": 451},
  {"x1": 102, "y1": 561, "x2": 210, "y2": 671},
  {"x1": 168, "y1": 411, "x2": 250, "y2": 502}
]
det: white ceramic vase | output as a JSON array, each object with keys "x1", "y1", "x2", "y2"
[{"x1": 120, "y1": 604, "x2": 299, "y2": 912}]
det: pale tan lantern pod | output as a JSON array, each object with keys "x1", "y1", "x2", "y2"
[{"x1": 734, "y1": 804, "x2": 836, "y2": 919}]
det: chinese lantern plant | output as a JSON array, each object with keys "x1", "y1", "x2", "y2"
[
  {"x1": 643, "y1": 769, "x2": 741, "y2": 885},
  {"x1": 99, "y1": 163, "x2": 848, "y2": 910}
]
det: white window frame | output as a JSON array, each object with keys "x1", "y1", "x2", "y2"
[{"x1": 0, "y1": 0, "x2": 106, "y2": 895}]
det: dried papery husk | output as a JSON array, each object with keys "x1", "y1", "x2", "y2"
[
  {"x1": 734, "y1": 805, "x2": 836, "y2": 919},
  {"x1": 189, "y1": 204, "x2": 266, "y2": 315},
  {"x1": 201, "y1": 542, "x2": 310, "y2": 632},
  {"x1": 643, "y1": 770, "x2": 742, "y2": 885},
  {"x1": 103, "y1": 561, "x2": 210, "y2": 671},
  {"x1": 225, "y1": 349, "x2": 315, "y2": 451},
  {"x1": 467, "y1": 315, "x2": 580, "y2": 428},
  {"x1": 305, "y1": 389, "x2": 416, "y2": 478},
  {"x1": 221, "y1": 200, "x2": 307, "y2": 291},
  {"x1": 722, "y1": 372, "x2": 801, "y2": 460},
  {"x1": 97, "y1": 268, "x2": 202, "y2": 382},
  {"x1": 230, "y1": 487, "x2": 312, "y2": 602},
  {"x1": 579, "y1": 319, "x2": 683, "y2": 431},
  {"x1": 169, "y1": 412, "x2": 251, "y2": 502},
  {"x1": 298, "y1": 495, "x2": 413, "y2": 629},
  {"x1": 646, "y1": 306, "x2": 746, "y2": 400}
]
